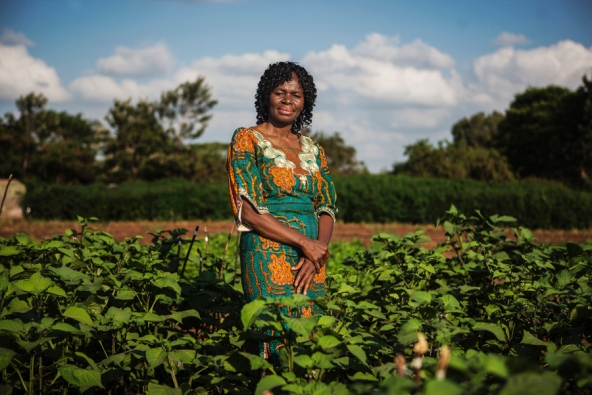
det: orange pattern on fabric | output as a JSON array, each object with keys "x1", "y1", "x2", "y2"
[
  {"x1": 313, "y1": 266, "x2": 326, "y2": 283},
  {"x1": 269, "y1": 166, "x2": 296, "y2": 192},
  {"x1": 260, "y1": 236, "x2": 281, "y2": 250},
  {"x1": 268, "y1": 254, "x2": 295, "y2": 286},
  {"x1": 301, "y1": 306, "x2": 313, "y2": 318},
  {"x1": 233, "y1": 129, "x2": 255, "y2": 152}
]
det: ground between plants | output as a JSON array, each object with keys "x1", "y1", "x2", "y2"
[{"x1": 2, "y1": 220, "x2": 591, "y2": 247}]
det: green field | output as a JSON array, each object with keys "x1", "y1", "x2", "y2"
[{"x1": 0, "y1": 208, "x2": 591, "y2": 394}]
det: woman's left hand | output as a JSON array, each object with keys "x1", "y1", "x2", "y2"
[{"x1": 291, "y1": 258, "x2": 318, "y2": 295}]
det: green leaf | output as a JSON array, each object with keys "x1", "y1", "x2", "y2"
[
  {"x1": 440, "y1": 294, "x2": 460, "y2": 310},
  {"x1": 347, "y1": 344, "x2": 367, "y2": 364},
  {"x1": 0, "y1": 320, "x2": 23, "y2": 334},
  {"x1": 521, "y1": 330, "x2": 556, "y2": 353},
  {"x1": 284, "y1": 317, "x2": 317, "y2": 338},
  {"x1": 0, "y1": 348, "x2": 16, "y2": 370},
  {"x1": 152, "y1": 276, "x2": 182, "y2": 295},
  {"x1": 241, "y1": 299, "x2": 267, "y2": 329},
  {"x1": 63, "y1": 306, "x2": 94, "y2": 327},
  {"x1": 255, "y1": 375, "x2": 287, "y2": 395},
  {"x1": 46, "y1": 285, "x2": 67, "y2": 297},
  {"x1": 473, "y1": 322, "x2": 506, "y2": 342},
  {"x1": 52, "y1": 323, "x2": 82, "y2": 333},
  {"x1": 75, "y1": 351, "x2": 99, "y2": 371},
  {"x1": 293, "y1": 354, "x2": 314, "y2": 369},
  {"x1": 0, "y1": 246, "x2": 20, "y2": 256},
  {"x1": 225, "y1": 351, "x2": 271, "y2": 372},
  {"x1": 337, "y1": 283, "x2": 359, "y2": 294},
  {"x1": 317, "y1": 315, "x2": 336, "y2": 329},
  {"x1": 424, "y1": 380, "x2": 464, "y2": 395},
  {"x1": 317, "y1": 335, "x2": 342, "y2": 350},
  {"x1": 146, "y1": 382, "x2": 182, "y2": 395},
  {"x1": 410, "y1": 290, "x2": 432, "y2": 304},
  {"x1": 555, "y1": 270, "x2": 571, "y2": 288},
  {"x1": 14, "y1": 272, "x2": 53, "y2": 296},
  {"x1": 398, "y1": 319, "x2": 422, "y2": 344},
  {"x1": 1, "y1": 298, "x2": 31, "y2": 317},
  {"x1": 59, "y1": 364, "x2": 103, "y2": 388},
  {"x1": 350, "y1": 371, "x2": 378, "y2": 381},
  {"x1": 483, "y1": 354, "x2": 508, "y2": 378},
  {"x1": 105, "y1": 307, "x2": 131, "y2": 325},
  {"x1": 145, "y1": 348, "x2": 167, "y2": 369},
  {"x1": 443, "y1": 221, "x2": 456, "y2": 236},
  {"x1": 498, "y1": 371, "x2": 562, "y2": 395}
]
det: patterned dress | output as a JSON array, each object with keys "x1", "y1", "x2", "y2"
[{"x1": 227, "y1": 127, "x2": 337, "y2": 364}]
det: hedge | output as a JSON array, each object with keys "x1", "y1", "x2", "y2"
[{"x1": 19, "y1": 176, "x2": 592, "y2": 229}]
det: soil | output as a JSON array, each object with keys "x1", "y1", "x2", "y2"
[{"x1": 1, "y1": 218, "x2": 591, "y2": 247}]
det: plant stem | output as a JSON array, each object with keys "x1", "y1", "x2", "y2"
[
  {"x1": 167, "y1": 354, "x2": 179, "y2": 388},
  {"x1": 29, "y1": 353, "x2": 35, "y2": 395},
  {"x1": 0, "y1": 173, "x2": 14, "y2": 218}
]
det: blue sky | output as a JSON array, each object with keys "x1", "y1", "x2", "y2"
[{"x1": 1, "y1": 0, "x2": 591, "y2": 172}]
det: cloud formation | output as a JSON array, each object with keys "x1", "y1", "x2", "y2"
[
  {"x1": 492, "y1": 32, "x2": 530, "y2": 47},
  {"x1": 0, "y1": 44, "x2": 70, "y2": 102},
  {"x1": 97, "y1": 43, "x2": 174, "y2": 77},
  {"x1": 470, "y1": 40, "x2": 592, "y2": 109},
  {"x1": 0, "y1": 27, "x2": 34, "y2": 47},
  {"x1": 4, "y1": 30, "x2": 591, "y2": 172}
]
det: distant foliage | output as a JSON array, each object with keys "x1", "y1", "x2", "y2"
[
  {"x1": 394, "y1": 73, "x2": 592, "y2": 189},
  {"x1": 20, "y1": 176, "x2": 592, "y2": 230},
  {"x1": 393, "y1": 139, "x2": 514, "y2": 182}
]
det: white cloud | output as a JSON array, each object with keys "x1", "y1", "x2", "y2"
[
  {"x1": 0, "y1": 27, "x2": 34, "y2": 47},
  {"x1": 69, "y1": 74, "x2": 173, "y2": 102},
  {"x1": 390, "y1": 107, "x2": 451, "y2": 129},
  {"x1": 0, "y1": 44, "x2": 70, "y2": 102},
  {"x1": 97, "y1": 43, "x2": 174, "y2": 77},
  {"x1": 303, "y1": 34, "x2": 463, "y2": 107},
  {"x1": 470, "y1": 40, "x2": 592, "y2": 110},
  {"x1": 353, "y1": 33, "x2": 455, "y2": 69},
  {"x1": 492, "y1": 32, "x2": 530, "y2": 47}
]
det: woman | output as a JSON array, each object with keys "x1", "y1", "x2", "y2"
[{"x1": 226, "y1": 61, "x2": 337, "y2": 364}]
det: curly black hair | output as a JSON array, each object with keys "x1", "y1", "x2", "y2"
[{"x1": 255, "y1": 61, "x2": 317, "y2": 135}]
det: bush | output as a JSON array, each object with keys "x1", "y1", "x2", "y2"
[{"x1": 20, "y1": 176, "x2": 592, "y2": 229}]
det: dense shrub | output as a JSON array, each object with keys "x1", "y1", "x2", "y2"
[
  {"x1": 334, "y1": 175, "x2": 592, "y2": 229},
  {"x1": 20, "y1": 176, "x2": 592, "y2": 229}
]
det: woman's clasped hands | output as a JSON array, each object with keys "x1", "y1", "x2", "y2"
[{"x1": 292, "y1": 238, "x2": 330, "y2": 295}]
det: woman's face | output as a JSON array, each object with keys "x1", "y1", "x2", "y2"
[{"x1": 267, "y1": 72, "x2": 304, "y2": 126}]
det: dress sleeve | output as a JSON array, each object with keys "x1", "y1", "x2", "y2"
[
  {"x1": 313, "y1": 143, "x2": 338, "y2": 221},
  {"x1": 227, "y1": 128, "x2": 269, "y2": 232}
]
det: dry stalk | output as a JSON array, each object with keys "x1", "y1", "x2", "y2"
[
  {"x1": 0, "y1": 174, "x2": 14, "y2": 218},
  {"x1": 436, "y1": 345, "x2": 451, "y2": 380}
]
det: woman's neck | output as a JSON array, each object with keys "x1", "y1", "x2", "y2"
[{"x1": 259, "y1": 122, "x2": 296, "y2": 139}]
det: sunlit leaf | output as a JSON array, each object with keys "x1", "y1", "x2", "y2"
[{"x1": 63, "y1": 306, "x2": 94, "y2": 327}]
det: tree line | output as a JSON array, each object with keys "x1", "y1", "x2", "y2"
[
  {"x1": 0, "y1": 77, "x2": 367, "y2": 185},
  {"x1": 393, "y1": 73, "x2": 592, "y2": 190},
  {"x1": 2, "y1": 72, "x2": 590, "y2": 189}
]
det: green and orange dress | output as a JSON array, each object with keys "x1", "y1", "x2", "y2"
[{"x1": 226, "y1": 127, "x2": 337, "y2": 363}]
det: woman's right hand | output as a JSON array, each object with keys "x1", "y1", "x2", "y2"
[{"x1": 300, "y1": 238, "x2": 329, "y2": 273}]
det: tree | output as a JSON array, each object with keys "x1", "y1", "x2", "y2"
[
  {"x1": 575, "y1": 73, "x2": 592, "y2": 188},
  {"x1": 0, "y1": 93, "x2": 107, "y2": 184},
  {"x1": 103, "y1": 99, "x2": 172, "y2": 182},
  {"x1": 103, "y1": 77, "x2": 219, "y2": 183},
  {"x1": 157, "y1": 76, "x2": 218, "y2": 148},
  {"x1": 393, "y1": 139, "x2": 514, "y2": 181},
  {"x1": 451, "y1": 111, "x2": 504, "y2": 148},
  {"x1": 308, "y1": 130, "x2": 368, "y2": 175},
  {"x1": 494, "y1": 85, "x2": 582, "y2": 185}
]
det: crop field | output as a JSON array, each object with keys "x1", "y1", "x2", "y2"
[{"x1": 0, "y1": 207, "x2": 591, "y2": 394}]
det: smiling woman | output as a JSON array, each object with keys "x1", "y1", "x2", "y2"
[{"x1": 226, "y1": 61, "x2": 337, "y2": 368}]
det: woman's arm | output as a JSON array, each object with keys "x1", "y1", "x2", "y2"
[
  {"x1": 292, "y1": 214, "x2": 333, "y2": 294},
  {"x1": 241, "y1": 200, "x2": 330, "y2": 267}
]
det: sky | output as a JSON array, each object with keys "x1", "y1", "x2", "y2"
[{"x1": 1, "y1": 0, "x2": 591, "y2": 173}]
